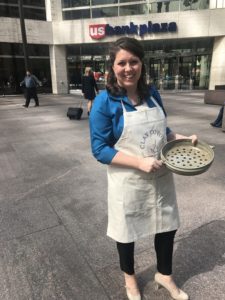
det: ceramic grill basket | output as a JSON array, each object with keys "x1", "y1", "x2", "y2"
[{"x1": 160, "y1": 139, "x2": 214, "y2": 176}]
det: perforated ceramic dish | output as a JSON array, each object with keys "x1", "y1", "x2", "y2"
[{"x1": 160, "y1": 139, "x2": 214, "y2": 176}]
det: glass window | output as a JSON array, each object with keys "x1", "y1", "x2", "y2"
[
  {"x1": 92, "y1": 0, "x2": 118, "y2": 4},
  {"x1": 63, "y1": 9, "x2": 90, "y2": 20},
  {"x1": 92, "y1": 6, "x2": 118, "y2": 17},
  {"x1": 28, "y1": 44, "x2": 49, "y2": 57},
  {"x1": 23, "y1": 7, "x2": 46, "y2": 20},
  {"x1": 0, "y1": 57, "x2": 25, "y2": 94},
  {"x1": 62, "y1": 0, "x2": 90, "y2": 8},
  {"x1": 62, "y1": 11, "x2": 71, "y2": 19},
  {"x1": 67, "y1": 43, "x2": 110, "y2": 56},
  {"x1": 72, "y1": 9, "x2": 90, "y2": 19},
  {"x1": 0, "y1": 43, "x2": 20, "y2": 56},
  {"x1": 0, "y1": 2, "x2": 46, "y2": 19},
  {"x1": 120, "y1": 0, "x2": 143, "y2": 2},
  {"x1": 0, "y1": 43, "x2": 49, "y2": 57},
  {"x1": 0, "y1": 43, "x2": 51, "y2": 94},
  {"x1": 29, "y1": 58, "x2": 52, "y2": 90},
  {"x1": 62, "y1": 0, "x2": 70, "y2": 7},
  {"x1": 23, "y1": 0, "x2": 45, "y2": 7},
  {"x1": 181, "y1": 0, "x2": 201, "y2": 11},
  {"x1": 199, "y1": 0, "x2": 209, "y2": 9},
  {"x1": 119, "y1": 4, "x2": 146, "y2": 15},
  {"x1": 0, "y1": 5, "x2": 19, "y2": 18},
  {"x1": 0, "y1": 0, "x2": 18, "y2": 4},
  {"x1": 153, "y1": 1, "x2": 177, "y2": 13}
]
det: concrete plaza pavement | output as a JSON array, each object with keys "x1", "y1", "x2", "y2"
[{"x1": 0, "y1": 91, "x2": 224, "y2": 300}]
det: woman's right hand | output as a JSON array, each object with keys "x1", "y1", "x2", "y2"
[{"x1": 137, "y1": 157, "x2": 163, "y2": 173}]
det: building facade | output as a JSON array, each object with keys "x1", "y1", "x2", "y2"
[{"x1": 1, "y1": 0, "x2": 225, "y2": 94}]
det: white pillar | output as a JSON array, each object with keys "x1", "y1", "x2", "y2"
[
  {"x1": 46, "y1": 0, "x2": 67, "y2": 94},
  {"x1": 209, "y1": 36, "x2": 225, "y2": 90},
  {"x1": 45, "y1": 0, "x2": 62, "y2": 21},
  {"x1": 50, "y1": 45, "x2": 68, "y2": 94},
  {"x1": 175, "y1": 74, "x2": 179, "y2": 90},
  {"x1": 189, "y1": 78, "x2": 193, "y2": 90},
  {"x1": 209, "y1": 0, "x2": 225, "y2": 9},
  {"x1": 199, "y1": 56, "x2": 208, "y2": 88}
]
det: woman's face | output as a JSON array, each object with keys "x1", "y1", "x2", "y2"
[{"x1": 112, "y1": 49, "x2": 142, "y2": 91}]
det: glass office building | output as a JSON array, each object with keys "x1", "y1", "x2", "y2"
[
  {"x1": 0, "y1": 0, "x2": 225, "y2": 94},
  {"x1": 0, "y1": 0, "x2": 50, "y2": 94}
]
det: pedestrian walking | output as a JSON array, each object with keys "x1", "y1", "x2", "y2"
[
  {"x1": 20, "y1": 70, "x2": 41, "y2": 108},
  {"x1": 89, "y1": 37, "x2": 197, "y2": 300},
  {"x1": 82, "y1": 67, "x2": 98, "y2": 115}
]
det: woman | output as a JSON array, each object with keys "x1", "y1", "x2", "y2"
[
  {"x1": 89, "y1": 37, "x2": 197, "y2": 300},
  {"x1": 82, "y1": 67, "x2": 98, "y2": 115}
]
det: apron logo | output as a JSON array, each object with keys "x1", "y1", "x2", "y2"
[
  {"x1": 139, "y1": 128, "x2": 165, "y2": 157},
  {"x1": 89, "y1": 24, "x2": 106, "y2": 39}
]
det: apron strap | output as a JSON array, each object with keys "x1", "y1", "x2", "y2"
[
  {"x1": 121, "y1": 97, "x2": 165, "y2": 119},
  {"x1": 150, "y1": 96, "x2": 165, "y2": 119},
  {"x1": 150, "y1": 96, "x2": 161, "y2": 108}
]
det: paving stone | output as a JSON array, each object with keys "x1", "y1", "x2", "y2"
[
  {"x1": 0, "y1": 226, "x2": 108, "y2": 300},
  {"x1": 0, "y1": 194, "x2": 60, "y2": 242}
]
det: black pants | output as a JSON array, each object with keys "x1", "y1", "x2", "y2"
[
  {"x1": 116, "y1": 230, "x2": 176, "y2": 275},
  {"x1": 212, "y1": 106, "x2": 224, "y2": 127},
  {"x1": 25, "y1": 87, "x2": 39, "y2": 107}
]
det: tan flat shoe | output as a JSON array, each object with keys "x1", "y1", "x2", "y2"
[{"x1": 154, "y1": 273, "x2": 189, "y2": 300}]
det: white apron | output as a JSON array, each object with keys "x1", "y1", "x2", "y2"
[{"x1": 107, "y1": 97, "x2": 180, "y2": 243}]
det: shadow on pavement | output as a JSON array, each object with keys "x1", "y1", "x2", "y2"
[
  {"x1": 173, "y1": 219, "x2": 225, "y2": 285},
  {"x1": 139, "y1": 220, "x2": 225, "y2": 292}
]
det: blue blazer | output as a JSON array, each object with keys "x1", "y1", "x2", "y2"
[{"x1": 89, "y1": 86, "x2": 171, "y2": 164}]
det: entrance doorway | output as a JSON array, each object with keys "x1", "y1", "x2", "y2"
[
  {"x1": 144, "y1": 38, "x2": 212, "y2": 90},
  {"x1": 147, "y1": 54, "x2": 210, "y2": 90},
  {"x1": 67, "y1": 38, "x2": 213, "y2": 92}
]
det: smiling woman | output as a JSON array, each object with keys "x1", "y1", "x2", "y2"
[{"x1": 89, "y1": 37, "x2": 197, "y2": 300}]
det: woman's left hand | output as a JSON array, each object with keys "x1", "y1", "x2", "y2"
[
  {"x1": 188, "y1": 134, "x2": 198, "y2": 145},
  {"x1": 167, "y1": 132, "x2": 198, "y2": 145}
]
